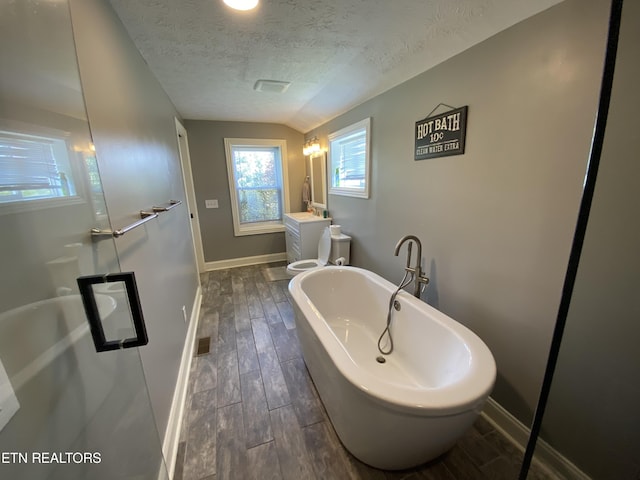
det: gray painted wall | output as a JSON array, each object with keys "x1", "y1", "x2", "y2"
[
  {"x1": 539, "y1": 1, "x2": 640, "y2": 477},
  {"x1": 305, "y1": 0, "x2": 610, "y2": 426},
  {"x1": 184, "y1": 120, "x2": 305, "y2": 263},
  {"x1": 69, "y1": 0, "x2": 200, "y2": 438}
]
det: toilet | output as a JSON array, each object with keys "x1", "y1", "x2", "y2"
[{"x1": 287, "y1": 227, "x2": 351, "y2": 275}]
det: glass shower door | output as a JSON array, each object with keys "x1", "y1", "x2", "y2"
[{"x1": 0, "y1": 0, "x2": 168, "y2": 479}]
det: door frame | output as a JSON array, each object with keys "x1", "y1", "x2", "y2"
[{"x1": 175, "y1": 118, "x2": 205, "y2": 272}]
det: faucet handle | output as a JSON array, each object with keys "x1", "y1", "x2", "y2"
[{"x1": 419, "y1": 275, "x2": 429, "y2": 293}]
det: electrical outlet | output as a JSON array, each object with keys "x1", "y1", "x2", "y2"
[{"x1": 205, "y1": 199, "x2": 219, "y2": 209}]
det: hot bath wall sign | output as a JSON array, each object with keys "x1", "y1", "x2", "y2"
[{"x1": 415, "y1": 105, "x2": 468, "y2": 160}]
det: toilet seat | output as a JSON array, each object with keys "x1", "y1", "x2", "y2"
[
  {"x1": 287, "y1": 228, "x2": 331, "y2": 275},
  {"x1": 287, "y1": 259, "x2": 322, "y2": 273}
]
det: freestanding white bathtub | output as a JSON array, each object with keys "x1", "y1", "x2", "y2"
[{"x1": 288, "y1": 266, "x2": 496, "y2": 470}]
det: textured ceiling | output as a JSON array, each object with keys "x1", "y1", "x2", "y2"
[{"x1": 109, "y1": 0, "x2": 563, "y2": 132}]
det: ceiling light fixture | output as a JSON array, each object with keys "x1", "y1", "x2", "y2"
[{"x1": 223, "y1": 0, "x2": 259, "y2": 11}]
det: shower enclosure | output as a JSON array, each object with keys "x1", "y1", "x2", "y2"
[
  {"x1": 522, "y1": 1, "x2": 639, "y2": 478},
  {"x1": 0, "y1": 1, "x2": 168, "y2": 478}
]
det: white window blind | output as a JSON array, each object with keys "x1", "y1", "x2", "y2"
[
  {"x1": 328, "y1": 118, "x2": 370, "y2": 198},
  {"x1": 331, "y1": 130, "x2": 366, "y2": 189},
  {"x1": 0, "y1": 131, "x2": 73, "y2": 204}
]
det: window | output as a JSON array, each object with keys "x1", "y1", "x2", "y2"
[
  {"x1": 0, "y1": 130, "x2": 77, "y2": 205},
  {"x1": 224, "y1": 138, "x2": 289, "y2": 236},
  {"x1": 328, "y1": 117, "x2": 371, "y2": 198}
]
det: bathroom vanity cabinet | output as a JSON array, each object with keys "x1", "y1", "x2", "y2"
[{"x1": 284, "y1": 213, "x2": 331, "y2": 264}]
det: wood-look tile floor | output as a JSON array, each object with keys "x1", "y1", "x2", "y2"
[{"x1": 173, "y1": 264, "x2": 554, "y2": 480}]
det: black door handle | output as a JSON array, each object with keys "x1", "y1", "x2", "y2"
[{"x1": 77, "y1": 272, "x2": 148, "y2": 352}]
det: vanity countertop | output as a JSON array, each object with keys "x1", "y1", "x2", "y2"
[{"x1": 285, "y1": 212, "x2": 331, "y2": 223}]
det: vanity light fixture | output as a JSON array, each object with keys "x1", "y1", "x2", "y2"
[
  {"x1": 223, "y1": 0, "x2": 259, "y2": 11},
  {"x1": 303, "y1": 137, "x2": 321, "y2": 156}
]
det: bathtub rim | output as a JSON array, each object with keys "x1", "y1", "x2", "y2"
[{"x1": 289, "y1": 265, "x2": 496, "y2": 416}]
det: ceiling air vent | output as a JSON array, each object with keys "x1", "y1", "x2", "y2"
[{"x1": 253, "y1": 79, "x2": 291, "y2": 93}]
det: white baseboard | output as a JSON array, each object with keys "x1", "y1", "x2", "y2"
[
  {"x1": 204, "y1": 252, "x2": 287, "y2": 271},
  {"x1": 481, "y1": 397, "x2": 590, "y2": 480},
  {"x1": 162, "y1": 284, "x2": 202, "y2": 479}
]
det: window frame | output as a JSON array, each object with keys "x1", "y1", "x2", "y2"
[
  {"x1": 0, "y1": 125, "x2": 86, "y2": 215},
  {"x1": 328, "y1": 117, "x2": 371, "y2": 199},
  {"x1": 224, "y1": 138, "x2": 290, "y2": 236}
]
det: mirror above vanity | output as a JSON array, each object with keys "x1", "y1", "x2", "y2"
[{"x1": 309, "y1": 151, "x2": 327, "y2": 210}]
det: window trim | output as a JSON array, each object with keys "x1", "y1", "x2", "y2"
[
  {"x1": 224, "y1": 138, "x2": 290, "y2": 236},
  {"x1": 0, "y1": 125, "x2": 87, "y2": 216},
  {"x1": 328, "y1": 117, "x2": 371, "y2": 199}
]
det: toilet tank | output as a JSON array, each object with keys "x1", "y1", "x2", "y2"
[{"x1": 330, "y1": 234, "x2": 351, "y2": 265}]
